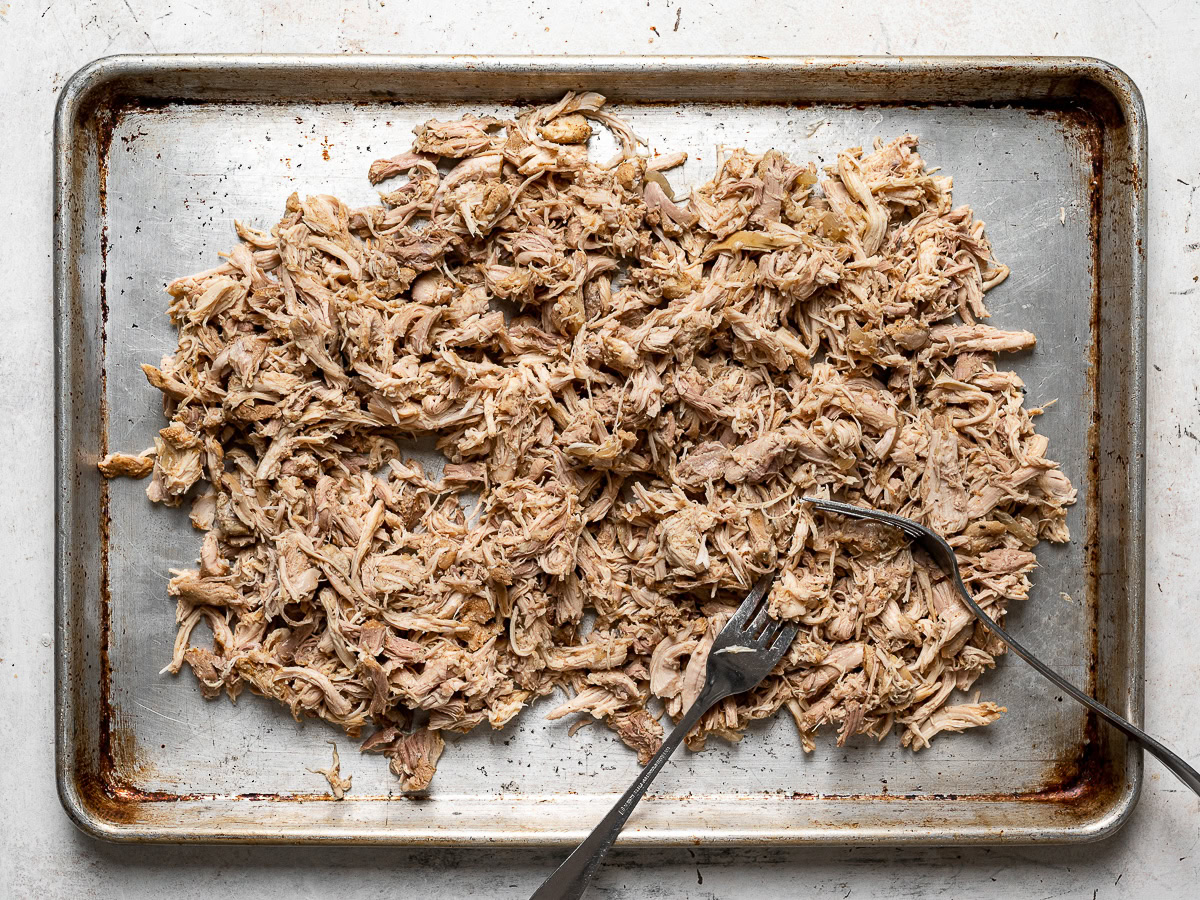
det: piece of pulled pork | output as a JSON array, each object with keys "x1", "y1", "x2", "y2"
[{"x1": 103, "y1": 93, "x2": 1075, "y2": 788}]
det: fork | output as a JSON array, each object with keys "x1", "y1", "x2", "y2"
[
  {"x1": 531, "y1": 573, "x2": 795, "y2": 900},
  {"x1": 803, "y1": 496, "x2": 1200, "y2": 797}
]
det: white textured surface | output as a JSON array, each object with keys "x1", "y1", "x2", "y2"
[{"x1": 2, "y1": 1, "x2": 1198, "y2": 896}]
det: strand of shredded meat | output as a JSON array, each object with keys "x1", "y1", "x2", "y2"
[{"x1": 100, "y1": 93, "x2": 1076, "y2": 790}]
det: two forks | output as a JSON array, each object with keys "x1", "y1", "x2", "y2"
[{"x1": 534, "y1": 497, "x2": 1200, "y2": 900}]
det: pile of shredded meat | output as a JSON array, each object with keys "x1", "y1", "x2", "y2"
[{"x1": 100, "y1": 93, "x2": 1076, "y2": 791}]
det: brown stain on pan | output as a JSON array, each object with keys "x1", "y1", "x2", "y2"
[
  {"x1": 1018, "y1": 78, "x2": 1138, "y2": 810},
  {"x1": 79, "y1": 91, "x2": 121, "y2": 820},
  {"x1": 1033, "y1": 99, "x2": 1107, "y2": 799}
]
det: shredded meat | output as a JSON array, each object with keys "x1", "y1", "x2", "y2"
[
  {"x1": 102, "y1": 94, "x2": 1075, "y2": 789},
  {"x1": 308, "y1": 742, "x2": 353, "y2": 799},
  {"x1": 98, "y1": 450, "x2": 155, "y2": 479}
]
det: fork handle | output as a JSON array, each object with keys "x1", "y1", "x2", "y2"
[
  {"x1": 530, "y1": 690, "x2": 719, "y2": 900},
  {"x1": 951, "y1": 573, "x2": 1200, "y2": 796}
]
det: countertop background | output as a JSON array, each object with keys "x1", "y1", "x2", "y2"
[{"x1": 3, "y1": 1, "x2": 1199, "y2": 897}]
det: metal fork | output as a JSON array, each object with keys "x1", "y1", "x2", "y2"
[
  {"x1": 531, "y1": 574, "x2": 795, "y2": 900},
  {"x1": 803, "y1": 496, "x2": 1200, "y2": 797}
]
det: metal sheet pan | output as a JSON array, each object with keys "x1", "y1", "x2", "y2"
[{"x1": 55, "y1": 55, "x2": 1146, "y2": 845}]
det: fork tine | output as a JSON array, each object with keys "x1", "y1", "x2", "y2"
[
  {"x1": 806, "y1": 496, "x2": 930, "y2": 539},
  {"x1": 804, "y1": 497, "x2": 965, "y2": 583},
  {"x1": 746, "y1": 601, "x2": 773, "y2": 637},
  {"x1": 727, "y1": 573, "x2": 776, "y2": 631},
  {"x1": 767, "y1": 624, "x2": 798, "y2": 656},
  {"x1": 754, "y1": 618, "x2": 783, "y2": 647}
]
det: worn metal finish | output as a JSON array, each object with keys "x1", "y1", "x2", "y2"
[{"x1": 54, "y1": 54, "x2": 1146, "y2": 846}]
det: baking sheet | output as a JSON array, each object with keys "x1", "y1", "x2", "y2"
[{"x1": 55, "y1": 55, "x2": 1146, "y2": 844}]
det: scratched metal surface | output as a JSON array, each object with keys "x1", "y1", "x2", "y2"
[{"x1": 55, "y1": 56, "x2": 1145, "y2": 844}]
